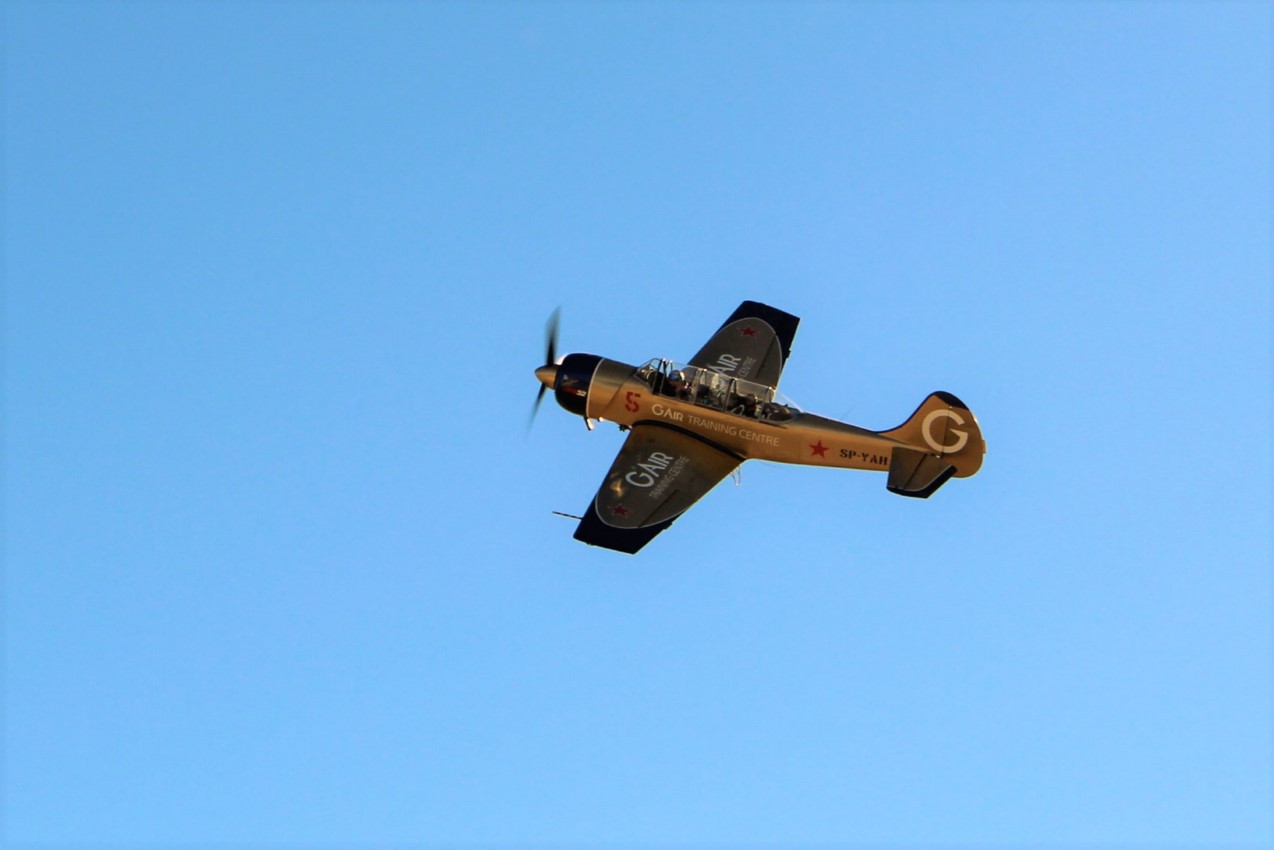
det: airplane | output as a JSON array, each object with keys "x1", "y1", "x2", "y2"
[{"x1": 531, "y1": 300, "x2": 985, "y2": 554}]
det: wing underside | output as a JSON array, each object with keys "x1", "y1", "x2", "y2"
[
  {"x1": 687, "y1": 300, "x2": 800, "y2": 389},
  {"x1": 574, "y1": 424, "x2": 741, "y2": 554}
]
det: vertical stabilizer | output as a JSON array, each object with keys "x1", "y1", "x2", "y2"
[{"x1": 880, "y1": 391, "x2": 985, "y2": 479}]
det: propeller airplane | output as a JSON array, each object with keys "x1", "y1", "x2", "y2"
[{"x1": 531, "y1": 301, "x2": 985, "y2": 553}]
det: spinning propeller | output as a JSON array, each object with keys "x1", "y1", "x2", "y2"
[{"x1": 529, "y1": 307, "x2": 562, "y2": 429}]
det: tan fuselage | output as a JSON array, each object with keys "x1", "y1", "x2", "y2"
[{"x1": 584, "y1": 361, "x2": 907, "y2": 473}]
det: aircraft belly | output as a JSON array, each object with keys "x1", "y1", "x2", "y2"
[
  {"x1": 634, "y1": 397, "x2": 783, "y2": 458},
  {"x1": 662, "y1": 408, "x2": 902, "y2": 471},
  {"x1": 769, "y1": 416, "x2": 902, "y2": 471},
  {"x1": 596, "y1": 381, "x2": 909, "y2": 474}
]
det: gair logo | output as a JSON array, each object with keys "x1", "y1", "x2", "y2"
[
  {"x1": 922, "y1": 409, "x2": 969, "y2": 454},
  {"x1": 715, "y1": 353, "x2": 742, "y2": 372},
  {"x1": 625, "y1": 452, "x2": 676, "y2": 488}
]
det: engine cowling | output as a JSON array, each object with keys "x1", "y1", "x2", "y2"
[{"x1": 552, "y1": 353, "x2": 603, "y2": 417}]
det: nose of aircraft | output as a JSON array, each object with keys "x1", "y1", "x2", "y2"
[{"x1": 534, "y1": 364, "x2": 557, "y2": 388}]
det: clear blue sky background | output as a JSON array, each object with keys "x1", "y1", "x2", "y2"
[{"x1": 5, "y1": 2, "x2": 1270, "y2": 847}]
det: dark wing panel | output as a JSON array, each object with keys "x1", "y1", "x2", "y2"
[
  {"x1": 574, "y1": 424, "x2": 741, "y2": 554},
  {"x1": 687, "y1": 300, "x2": 800, "y2": 389}
]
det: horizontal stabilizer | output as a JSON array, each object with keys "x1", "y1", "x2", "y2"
[{"x1": 887, "y1": 446, "x2": 956, "y2": 499}]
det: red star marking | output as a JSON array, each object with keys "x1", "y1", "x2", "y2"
[
  {"x1": 610, "y1": 504, "x2": 631, "y2": 517},
  {"x1": 740, "y1": 326, "x2": 758, "y2": 337},
  {"x1": 809, "y1": 440, "x2": 829, "y2": 458}
]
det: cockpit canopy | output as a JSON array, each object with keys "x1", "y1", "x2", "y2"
[{"x1": 634, "y1": 359, "x2": 802, "y2": 423}]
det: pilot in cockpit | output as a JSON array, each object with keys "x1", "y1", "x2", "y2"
[
  {"x1": 730, "y1": 393, "x2": 759, "y2": 418},
  {"x1": 665, "y1": 370, "x2": 690, "y2": 400},
  {"x1": 636, "y1": 362, "x2": 661, "y2": 391}
]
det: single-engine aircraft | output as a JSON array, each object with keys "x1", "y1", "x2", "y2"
[{"x1": 531, "y1": 301, "x2": 984, "y2": 553}]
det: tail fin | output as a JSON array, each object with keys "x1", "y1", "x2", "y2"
[{"x1": 881, "y1": 391, "x2": 985, "y2": 489}]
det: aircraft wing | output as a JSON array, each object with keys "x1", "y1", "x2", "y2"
[
  {"x1": 687, "y1": 300, "x2": 800, "y2": 389},
  {"x1": 574, "y1": 424, "x2": 742, "y2": 554}
]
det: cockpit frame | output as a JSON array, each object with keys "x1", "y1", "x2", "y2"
[{"x1": 634, "y1": 358, "x2": 801, "y2": 423}]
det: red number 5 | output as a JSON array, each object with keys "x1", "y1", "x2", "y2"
[{"x1": 625, "y1": 391, "x2": 641, "y2": 412}]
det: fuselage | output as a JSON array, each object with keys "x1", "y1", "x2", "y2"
[{"x1": 540, "y1": 355, "x2": 911, "y2": 473}]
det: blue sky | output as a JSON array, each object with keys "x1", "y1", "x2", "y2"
[{"x1": 5, "y1": 2, "x2": 1270, "y2": 847}]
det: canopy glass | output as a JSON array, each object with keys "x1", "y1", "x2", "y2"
[{"x1": 634, "y1": 359, "x2": 801, "y2": 423}]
